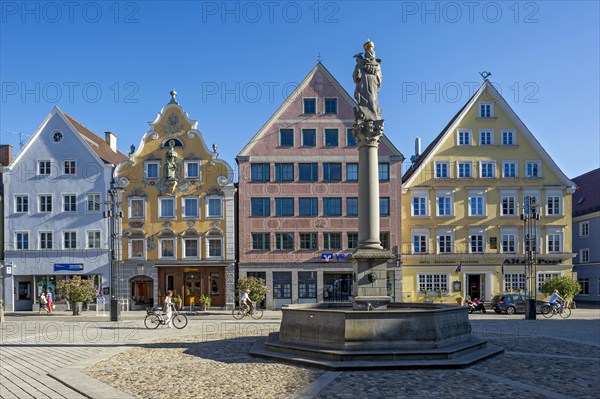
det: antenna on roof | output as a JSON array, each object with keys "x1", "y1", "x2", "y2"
[
  {"x1": 317, "y1": 53, "x2": 322, "y2": 63},
  {"x1": 479, "y1": 71, "x2": 492, "y2": 80},
  {"x1": 6, "y1": 129, "x2": 30, "y2": 149}
]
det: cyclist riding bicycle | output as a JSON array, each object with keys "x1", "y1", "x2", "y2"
[
  {"x1": 240, "y1": 288, "x2": 255, "y2": 313},
  {"x1": 548, "y1": 289, "x2": 564, "y2": 310}
]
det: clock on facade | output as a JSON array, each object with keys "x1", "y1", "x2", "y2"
[{"x1": 51, "y1": 131, "x2": 63, "y2": 143}]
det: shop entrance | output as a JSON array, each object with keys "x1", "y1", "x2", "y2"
[
  {"x1": 184, "y1": 272, "x2": 203, "y2": 306},
  {"x1": 323, "y1": 273, "x2": 353, "y2": 303},
  {"x1": 467, "y1": 274, "x2": 484, "y2": 300},
  {"x1": 130, "y1": 275, "x2": 153, "y2": 309}
]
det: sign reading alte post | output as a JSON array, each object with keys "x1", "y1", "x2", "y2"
[{"x1": 351, "y1": 40, "x2": 395, "y2": 310}]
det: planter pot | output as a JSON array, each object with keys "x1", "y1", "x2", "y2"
[
  {"x1": 199, "y1": 303, "x2": 207, "y2": 311},
  {"x1": 174, "y1": 302, "x2": 182, "y2": 311},
  {"x1": 72, "y1": 302, "x2": 83, "y2": 316}
]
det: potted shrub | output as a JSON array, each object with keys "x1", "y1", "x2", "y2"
[
  {"x1": 420, "y1": 289, "x2": 430, "y2": 302},
  {"x1": 436, "y1": 289, "x2": 444, "y2": 303},
  {"x1": 173, "y1": 295, "x2": 182, "y2": 310},
  {"x1": 199, "y1": 294, "x2": 212, "y2": 311},
  {"x1": 57, "y1": 276, "x2": 96, "y2": 316}
]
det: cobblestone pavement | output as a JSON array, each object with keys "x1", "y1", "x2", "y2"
[{"x1": 1, "y1": 308, "x2": 599, "y2": 399}]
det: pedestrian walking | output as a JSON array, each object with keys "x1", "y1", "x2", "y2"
[
  {"x1": 46, "y1": 289, "x2": 53, "y2": 313},
  {"x1": 38, "y1": 292, "x2": 48, "y2": 314}
]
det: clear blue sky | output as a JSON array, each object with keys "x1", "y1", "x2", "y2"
[{"x1": 1, "y1": 1, "x2": 598, "y2": 179}]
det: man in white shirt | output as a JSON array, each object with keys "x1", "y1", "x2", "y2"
[{"x1": 240, "y1": 289, "x2": 255, "y2": 313}]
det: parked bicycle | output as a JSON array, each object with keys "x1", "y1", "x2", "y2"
[
  {"x1": 144, "y1": 307, "x2": 188, "y2": 329},
  {"x1": 232, "y1": 303, "x2": 263, "y2": 320},
  {"x1": 541, "y1": 300, "x2": 571, "y2": 319}
]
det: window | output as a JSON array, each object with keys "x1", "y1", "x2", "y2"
[
  {"x1": 502, "y1": 233, "x2": 516, "y2": 253},
  {"x1": 501, "y1": 192, "x2": 516, "y2": 216},
  {"x1": 159, "y1": 197, "x2": 175, "y2": 218},
  {"x1": 418, "y1": 274, "x2": 449, "y2": 293},
  {"x1": 323, "y1": 163, "x2": 342, "y2": 181},
  {"x1": 183, "y1": 197, "x2": 199, "y2": 218},
  {"x1": 412, "y1": 230, "x2": 429, "y2": 254},
  {"x1": 412, "y1": 196, "x2": 428, "y2": 216},
  {"x1": 504, "y1": 273, "x2": 525, "y2": 292},
  {"x1": 480, "y1": 161, "x2": 496, "y2": 178},
  {"x1": 546, "y1": 232, "x2": 562, "y2": 253},
  {"x1": 15, "y1": 195, "x2": 29, "y2": 213},
  {"x1": 380, "y1": 232, "x2": 390, "y2": 250},
  {"x1": 275, "y1": 163, "x2": 294, "y2": 181},
  {"x1": 129, "y1": 198, "x2": 145, "y2": 219},
  {"x1": 298, "y1": 272, "x2": 317, "y2": 298},
  {"x1": 299, "y1": 232, "x2": 317, "y2": 250},
  {"x1": 64, "y1": 231, "x2": 77, "y2": 249},
  {"x1": 502, "y1": 161, "x2": 518, "y2": 178},
  {"x1": 63, "y1": 160, "x2": 76, "y2": 175},
  {"x1": 538, "y1": 272, "x2": 560, "y2": 292},
  {"x1": 303, "y1": 98, "x2": 316, "y2": 114},
  {"x1": 38, "y1": 160, "x2": 51, "y2": 175},
  {"x1": 438, "y1": 234, "x2": 453, "y2": 253},
  {"x1": 526, "y1": 161, "x2": 541, "y2": 178},
  {"x1": 39, "y1": 232, "x2": 53, "y2": 250},
  {"x1": 302, "y1": 129, "x2": 316, "y2": 147},
  {"x1": 298, "y1": 198, "x2": 318, "y2": 216},
  {"x1": 468, "y1": 190, "x2": 486, "y2": 216},
  {"x1": 324, "y1": 98, "x2": 338, "y2": 114},
  {"x1": 130, "y1": 239, "x2": 146, "y2": 258},
  {"x1": 207, "y1": 197, "x2": 223, "y2": 218},
  {"x1": 479, "y1": 102, "x2": 493, "y2": 118},
  {"x1": 87, "y1": 231, "x2": 101, "y2": 249},
  {"x1": 436, "y1": 191, "x2": 453, "y2": 216},
  {"x1": 275, "y1": 198, "x2": 294, "y2": 216},
  {"x1": 324, "y1": 129, "x2": 338, "y2": 147},
  {"x1": 63, "y1": 194, "x2": 77, "y2": 212},
  {"x1": 280, "y1": 128, "x2": 294, "y2": 146},
  {"x1": 275, "y1": 233, "x2": 294, "y2": 250},
  {"x1": 208, "y1": 238, "x2": 222, "y2": 258},
  {"x1": 252, "y1": 233, "x2": 270, "y2": 250},
  {"x1": 480, "y1": 130, "x2": 493, "y2": 145},
  {"x1": 145, "y1": 162, "x2": 159, "y2": 179},
  {"x1": 347, "y1": 128, "x2": 356, "y2": 146},
  {"x1": 380, "y1": 197, "x2": 390, "y2": 216},
  {"x1": 251, "y1": 163, "x2": 270, "y2": 182},
  {"x1": 39, "y1": 195, "x2": 52, "y2": 213},
  {"x1": 183, "y1": 239, "x2": 199, "y2": 258},
  {"x1": 323, "y1": 197, "x2": 342, "y2": 216},
  {"x1": 434, "y1": 161, "x2": 449, "y2": 178},
  {"x1": 502, "y1": 129, "x2": 515, "y2": 145},
  {"x1": 546, "y1": 193, "x2": 561, "y2": 216},
  {"x1": 347, "y1": 232, "x2": 358, "y2": 249},
  {"x1": 469, "y1": 232, "x2": 484, "y2": 253},
  {"x1": 16, "y1": 232, "x2": 29, "y2": 250},
  {"x1": 457, "y1": 129, "x2": 471, "y2": 145},
  {"x1": 251, "y1": 198, "x2": 270, "y2": 217},
  {"x1": 184, "y1": 161, "x2": 200, "y2": 179},
  {"x1": 578, "y1": 278, "x2": 589, "y2": 295},
  {"x1": 579, "y1": 221, "x2": 590, "y2": 237},
  {"x1": 457, "y1": 161, "x2": 472, "y2": 178},
  {"x1": 346, "y1": 197, "x2": 358, "y2": 216},
  {"x1": 580, "y1": 249, "x2": 590, "y2": 263},
  {"x1": 378, "y1": 163, "x2": 390, "y2": 181},
  {"x1": 323, "y1": 233, "x2": 342, "y2": 250},
  {"x1": 273, "y1": 272, "x2": 292, "y2": 299},
  {"x1": 297, "y1": 163, "x2": 318, "y2": 181},
  {"x1": 346, "y1": 163, "x2": 358, "y2": 181},
  {"x1": 87, "y1": 194, "x2": 101, "y2": 212}
]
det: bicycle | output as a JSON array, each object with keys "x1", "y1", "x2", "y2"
[
  {"x1": 144, "y1": 306, "x2": 188, "y2": 329},
  {"x1": 232, "y1": 303, "x2": 263, "y2": 320},
  {"x1": 541, "y1": 300, "x2": 571, "y2": 319}
]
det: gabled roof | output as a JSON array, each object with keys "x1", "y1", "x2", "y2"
[
  {"x1": 64, "y1": 114, "x2": 129, "y2": 164},
  {"x1": 402, "y1": 80, "x2": 576, "y2": 192},
  {"x1": 237, "y1": 62, "x2": 403, "y2": 159},
  {"x1": 572, "y1": 168, "x2": 600, "y2": 217}
]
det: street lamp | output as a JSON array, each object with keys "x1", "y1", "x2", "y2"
[
  {"x1": 520, "y1": 197, "x2": 540, "y2": 320},
  {"x1": 104, "y1": 189, "x2": 123, "y2": 321}
]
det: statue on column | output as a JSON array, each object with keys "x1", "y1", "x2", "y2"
[{"x1": 353, "y1": 39, "x2": 382, "y2": 122}]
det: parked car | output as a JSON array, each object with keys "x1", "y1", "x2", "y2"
[{"x1": 491, "y1": 294, "x2": 545, "y2": 315}]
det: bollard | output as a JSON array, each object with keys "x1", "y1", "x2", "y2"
[{"x1": 0, "y1": 299, "x2": 5, "y2": 322}]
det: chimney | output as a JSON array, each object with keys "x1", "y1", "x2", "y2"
[
  {"x1": 0, "y1": 144, "x2": 13, "y2": 166},
  {"x1": 410, "y1": 137, "x2": 421, "y2": 164},
  {"x1": 105, "y1": 132, "x2": 117, "y2": 152}
]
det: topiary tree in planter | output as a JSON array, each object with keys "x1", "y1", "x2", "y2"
[
  {"x1": 540, "y1": 276, "x2": 581, "y2": 308},
  {"x1": 57, "y1": 276, "x2": 96, "y2": 315},
  {"x1": 236, "y1": 277, "x2": 268, "y2": 306}
]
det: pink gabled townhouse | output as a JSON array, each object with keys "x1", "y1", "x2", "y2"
[{"x1": 236, "y1": 63, "x2": 404, "y2": 309}]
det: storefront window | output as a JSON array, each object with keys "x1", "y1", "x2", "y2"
[{"x1": 211, "y1": 274, "x2": 220, "y2": 295}]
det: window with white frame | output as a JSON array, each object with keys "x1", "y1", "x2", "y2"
[
  {"x1": 16, "y1": 232, "x2": 29, "y2": 250},
  {"x1": 436, "y1": 190, "x2": 453, "y2": 216},
  {"x1": 87, "y1": 193, "x2": 101, "y2": 212},
  {"x1": 501, "y1": 229, "x2": 517, "y2": 253},
  {"x1": 207, "y1": 197, "x2": 223, "y2": 218},
  {"x1": 437, "y1": 228, "x2": 454, "y2": 253},
  {"x1": 184, "y1": 161, "x2": 200, "y2": 179},
  {"x1": 183, "y1": 197, "x2": 199, "y2": 218},
  {"x1": 502, "y1": 161, "x2": 518, "y2": 178},
  {"x1": 15, "y1": 195, "x2": 29, "y2": 213},
  {"x1": 580, "y1": 248, "x2": 589, "y2": 263},
  {"x1": 412, "y1": 190, "x2": 429, "y2": 216},
  {"x1": 183, "y1": 238, "x2": 199, "y2": 258},
  {"x1": 501, "y1": 129, "x2": 515, "y2": 145},
  {"x1": 538, "y1": 272, "x2": 560, "y2": 292},
  {"x1": 500, "y1": 191, "x2": 517, "y2": 216},
  {"x1": 480, "y1": 161, "x2": 496, "y2": 178},
  {"x1": 129, "y1": 198, "x2": 145, "y2": 219},
  {"x1": 346, "y1": 163, "x2": 358, "y2": 181},
  {"x1": 504, "y1": 273, "x2": 525, "y2": 292},
  {"x1": 434, "y1": 161, "x2": 450, "y2": 178},
  {"x1": 579, "y1": 221, "x2": 589, "y2": 237},
  {"x1": 546, "y1": 228, "x2": 562, "y2": 253},
  {"x1": 130, "y1": 239, "x2": 146, "y2": 258},
  {"x1": 378, "y1": 163, "x2": 390, "y2": 181},
  {"x1": 63, "y1": 231, "x2": 77, "y2": 249},
  {"x1": 546, "y1": 192, "x2": 562, "y2": 216},
  {"x1": 279, "y1": 129, "x2": 294, "y2": 146},
  {"x1": 207, "y1": 238, "x2": 222, "y2": 258},
  {"x1": 38, "y1": 160, "x2": 51, "y2": 175},
  {"x1": 63, "y1": 194, "x2": 77, "y2": 212},
  {"x1": 526, "y1": 161, "x2": 541, "y2": 178},
  {"x1": 159, "y1": 197, "x2": 175, "y2": 218},
  {"x1": 469, "y1": 229, "x2": 485, "y2": 253},
  {"x1": 252, "y1": 233, "x2": 270, "y2": 250},
  {"x1": 145, "y1": 162, "x2": 159, "y2": 179},
  {"x1": 479, "y1": 102, "x2": 493, "y2": 118},
  {"x1": 412, "y1": 228, "x2": 429, "y2": 254},
  {"x1": 39, "y1": 195, "x2": 52, "y2": 213},
  {"x1": 479, "y1": 130, "x2": 493, "y2": 145},
  {"x1": 159, "y1": 238, "x2": 175, "y2": 258},
  {"x1": 457, "y1": 129, "x2": 471, "y2": 145},
  {"x1": 303, "y1": 98, "x2": 316, "y2": 114},
  {"x1": 63, "y1": 160, "x2": 76, "y2": 175},
  {"x1": 87, "y1": 231, "x2": 101, "y2": 249},
  {"x1": 418, "y1": 274, "x2": 449, "y2": 293},
  {"x1": 302, "y1": 129, "x2": 316, "y2": 147},
  {"x1": 457, "y1": 161, "x2": 472, "y2": 178},
  {"x1": 468, "y1": 190, "x2": 486, "y2": 216},
  {"x1": 324, "y1": 129, "x2": 339, "y2": 147},
  {"x1": 275, "y1": 232, "x2": 294, "y2": 250},
  {"x1": 39, "y1": 231, "x2": 53, "y2": 250}
]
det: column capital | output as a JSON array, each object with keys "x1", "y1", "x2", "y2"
[{"x1": 353, "y1": 119, "x2": 384, "y2": 147}]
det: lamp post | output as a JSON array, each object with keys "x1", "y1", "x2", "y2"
[
  {"x1": 104, "y1": 188, "x2": 122, "y2": 322},
  {"x1": 520, "y1": 197, "x2": 540, "y2": 320}
]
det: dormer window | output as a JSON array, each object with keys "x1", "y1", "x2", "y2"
[
  {"x1": 303, "y1": 98, "x2": 316, "y2": 114},
  {"x1": 479, "y1": 102, "x2": 493, "y2": 118}
]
